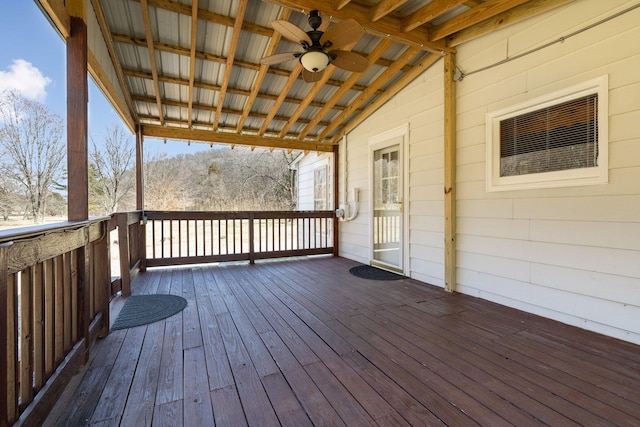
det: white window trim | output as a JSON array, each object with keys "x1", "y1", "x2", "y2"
[
  {"x1": 486, "y1": 75, "x2": 608, "y2": 192},
  {"x1": 313, "y1": 164, "x2": 328, "y2": 210}
]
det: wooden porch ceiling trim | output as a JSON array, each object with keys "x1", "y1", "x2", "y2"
[
  {"x1": 141, "y1": 124, "x2": 335, "y2": 152},
  {"x1": 262, "y1": 0, "x2": 454, "y2": 54},
  {"x1": 35, "y1": 0, "x2": 576, "y2": 151}
]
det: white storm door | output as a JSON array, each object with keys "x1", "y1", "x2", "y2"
[{"x1": 372, "y1": 142, "x2": 403, "y2": 271}]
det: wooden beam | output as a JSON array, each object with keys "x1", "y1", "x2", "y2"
[
  {"x1": 430, "y1": 0, "x2": 529, "y2": 41},
  {"x1": 448, "y1": 0, "x2": 576, "y2": 47},
  {"x1": 142, "y1": 124, "x2": 335, "y2": 152},
  {"x1": 236, "y1": 8, "x2": 291, "y2": 132},
  {"x1": 263, "y1": 0, "x2": 454, "y2": 53},
  {"x1": 401, "y1": 0, "x2": 466, "y2": 32},
  {"x1": 89, "y1": 0, "x2": 137, "y2": 131},
  {"x1": 187, "y1": 0, "x2": 198, "y2": 129},
  {"x1": 298, "y1": 38, "x2": 393, "y2": 140},
  {"x1": 132, "y1": 0, "x2": 274, "y2": 37},
  {"x1": 113, "y1": 33, "x2": 392, "y2": 90},
  {"x1": 370, "y1": 0, "x2": 408, "y2": 22},
  {"x1": 443, "y1": 54, "x2": 456, "y2": 293},
  {"x1": 331, "y1": 52, "x2": 440, "y2": 144},
  {"x1": 67, "y1": 7, "x2": 89, "y2": 221},
  {"x1": 140, "y1": 0, "x2": 165, "y2": 125},
  {"x1": 132, "y1": 94, "x2": 333, "y2": 128},
  {"x1": 212, "y1": 0, "x2": 248, "y2": 130},
  {"x1": 318, "y1": 46, "x2": 421, "y2": 142},
  {"x1": 37, "y1": 0, "x2": 71, "y2": 38}
]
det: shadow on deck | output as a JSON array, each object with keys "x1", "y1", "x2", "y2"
[{"x1": 44, "y1": 256, "x2": 640, "y2": 426}]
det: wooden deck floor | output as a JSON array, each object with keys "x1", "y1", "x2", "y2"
[{"x1": 45, "y1": 256, "x2": 640, "y2": 426}]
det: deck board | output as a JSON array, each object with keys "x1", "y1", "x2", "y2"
[{"x1": 45, "y1": 256, "x2": 640, "y2": 426}]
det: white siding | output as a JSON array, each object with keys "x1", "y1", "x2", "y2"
[
  {"x1": 295, "y1": 152, "x2": 333, "y2": 211},
  {"x1": 337, "y1": 0, "x2": 640, "y2": 344},
  {"x1": 339, "y1": 64, "x2": 447, "y2": 283}
]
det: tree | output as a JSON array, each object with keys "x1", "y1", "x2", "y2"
[
  {"x1": 89, "y1": 124, "x2": 135, "y2": 214},
  {"x1": 0, "y1": 91, "x2": 65, "y2": 223}
]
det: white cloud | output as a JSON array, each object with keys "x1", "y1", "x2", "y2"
[{"x1": 0, "y1": 59, "x2": 51, "y2": 102}]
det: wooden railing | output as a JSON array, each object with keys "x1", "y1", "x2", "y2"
[
  {"x1": 109, "y1": 211, "x2": 145, "y2": 297},
  {"x1": 143, "y1": 210, "x2": 335, "y2": 267},
  {"x1": 0, "y1": 218, "x2": 111, "y2": 426},
  {"x1": 0, "y1": 209, "x2": 335, "y2": 426}
]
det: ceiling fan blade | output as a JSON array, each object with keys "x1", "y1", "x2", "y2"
[
  {"x1": 260, "y1": 52, "x2": 299, "y2": 65},
  {"x1": 302, "y1": 68, "x2": 324, "y2": 83},
  {"x1": 320, "y1": 19, "x2": 365, "y2": 50},
  {"x1": 271, "y1": 20, "x2": 312, "y2": 45},
  {"x1": 329, "y1": 50, "x2": 369, "y2": 73}
]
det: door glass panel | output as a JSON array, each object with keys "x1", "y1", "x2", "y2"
[{"x1": 373, "y1": 145, "x2": 401, "y2": 268}]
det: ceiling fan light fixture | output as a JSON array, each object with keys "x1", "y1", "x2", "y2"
[{"x1": 300, "y1": 50, "x2": 330, "y2": 73}]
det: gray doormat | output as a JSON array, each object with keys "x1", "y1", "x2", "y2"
[
  {"x1": 349, "y1": 265, "x2": 405, "y2": 281},
  {"x1": 111, "y1": 294, "x2": 188, "y2": 330}
]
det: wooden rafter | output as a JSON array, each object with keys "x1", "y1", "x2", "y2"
[
  {"x1": 122, "y1": 68, "x2": 352, "y2": 111},
  {"x1": 332, "y1": 52, "x2": 440, "y2": 144},
  {"x1": 430, "y1": 0, "x2": 530, "y2": 41},
  {"x1": 187, "y1": 0, "x2": 198, "y2": 128},
  {"x1": 263, "y1": 0, "x2": 454, "y2": 54},
  {"x1": 110, "y1": 32, "x2": 391, "y2": 88},
  {"x1": 275, "y1": 18, "x2": 331, "y2": 138},
  {"x1": 140, "y1": 0, "x2": 164, "y2": 125},
  {"x1": 298, "y1": 38, "x2": 394, "y2": 140},
  {"x1": 370, "y1": 0, "x2": 408, "y2": 22},
  {"x1": 36, "y1": 0, "x2": 575, "y2": 151},
  {"x1": 401, "y1": 0, "x2": 467, "y2": 32},
  {"x1": 132, "y1": 94, "x2": 332, "y2": 128},
  {"x1": 212, "y1": 0, "x2": 248, "y2": 131},
  {"x1": 90, "y1": 0, "x2": 137, "y2": 130},
  {"x1": 318, "y1": 46, "x2": 422, "y2": 142},
  {"x1": 448, "y1": 0, "x2": 576, "y2": 47},
  {"x1": 237, "y1": 8, "x2": 291, "y2": 132}
]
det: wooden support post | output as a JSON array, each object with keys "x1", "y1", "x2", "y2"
[
  {"x1": 1, "y1": 242, "x2": 17, "y2": 427},
  {"x1": 333, "y1": 144, "x2": 340, "y2": 257},
  {"x1": 444, "y1": 54, "x2": 457, "y2": 293},
  {"x1": 136, "y1": 126, "x2": 147, "y2": 271},
  {"x1": 118, "y1": 214, "x2": 132, "y2": 296},
  {"x1": 66, "y1": 8, "x2": 89, "y2": 221},
  {"x1": 94, "y1": 225, "x2": 110, "y2": 337},
  {"x1": 77, "y1": 230, "x2": 91, "y2": 363}
]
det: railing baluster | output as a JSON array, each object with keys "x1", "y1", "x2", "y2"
[
  {"x1": 32, "y1": 263, "x2": 44, "y2": 393},
  {"x1": 20, "y1": 268, "x2": 34, "y2": 409},
  {"x1": 53, "y1": 255, "x2": 63, "y2": 364}
]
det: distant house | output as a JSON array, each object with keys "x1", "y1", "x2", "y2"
[{"x1": 295, "y1": 1, "x2": 640, "y2": 344}]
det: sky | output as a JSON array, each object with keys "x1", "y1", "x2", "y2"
[{"x1": 0, "y1": 1, "x2": 209, "y2": 157}]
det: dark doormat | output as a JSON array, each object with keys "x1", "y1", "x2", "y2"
[
  {"x1": 349, "y1": 265, "x2": 405, "y2": 281},
  {"x1": 111, "y1": 294, "x2": 188, "y2": 330}
]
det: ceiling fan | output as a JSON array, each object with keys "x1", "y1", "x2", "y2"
[{"x1": 260, "y1": 10, "x2": 370, "y2": 83}]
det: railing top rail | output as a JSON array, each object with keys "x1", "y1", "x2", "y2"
[
  {"x1": 144, "y1": 210, "x2": 335, "y2": 221},
  {"x1": 0, "y1": 216, "x2": 111, "y2": 244}
]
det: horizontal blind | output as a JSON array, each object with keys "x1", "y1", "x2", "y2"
[{"x1": 500, "y1": 94, "x2": 598, "y2": 177}]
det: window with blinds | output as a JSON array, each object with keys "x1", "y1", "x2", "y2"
[
  {"x1": 486, "y1": 76, "x2": 608, "y2": 191},
  {"x1": 499, "y1": 94, "x2": 598, "y2": 177}
]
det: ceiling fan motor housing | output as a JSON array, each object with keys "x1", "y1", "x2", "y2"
[{"x1": 308, "y1": 10, "x2": 322, "y2": 30}]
